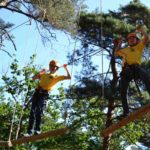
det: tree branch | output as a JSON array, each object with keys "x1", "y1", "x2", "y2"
[{"x1": 0, "y1": 48, "x2": 12, "y2": 57}]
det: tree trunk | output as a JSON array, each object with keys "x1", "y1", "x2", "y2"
[
  {"x1": 102, "y1": 45, "x2": 119, "y2": 149},
  {"x1": 102, "y1": 99, "x2": 114, "y2": 150}
]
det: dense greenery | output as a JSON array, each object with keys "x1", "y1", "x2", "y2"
[
  {"x1": 0, "y1": 0, "x2": 150, "y2": 149},
  {"x1": 67, "y1": 0, "x2": 150, "y2": 149}
]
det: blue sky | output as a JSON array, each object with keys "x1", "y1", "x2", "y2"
[
  {"x1": 1, "y1": 0, "x2": 150, "y2": 68},
  {"x1": 0, "y1": 0, "x2": 150, "y2": 85},
  {"x1": 85, "y1": 0, "x2": 150, "y2": 12}
]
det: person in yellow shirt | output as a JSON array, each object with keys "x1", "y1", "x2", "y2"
[
  {"x1": 24, "y1": 60, "x2": 71, "y2": 136},
  {"x1": 115, "y1": 26, "x2": 150, "y2": 117}
]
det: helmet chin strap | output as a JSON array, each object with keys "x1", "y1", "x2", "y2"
[
  {"x1": 50, "y1": 66, "x2": 59, "y2": 73},
  {"x1": 55, "y1": 66, "x2": 59, "y2": 70},
  {"x1": 129, "y1": 43, "x2": 137, "y2": 46},
  {"x1": 128, "y1": 39, "x2": 139, "y2": 46}
]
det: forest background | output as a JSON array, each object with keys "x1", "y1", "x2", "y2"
[{"x1": 0, "y1": 0, "x2": 150, "y2": 149}]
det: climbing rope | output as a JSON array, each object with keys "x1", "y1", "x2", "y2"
[
  {"x1": 69, "y1": 3, "x2": 82, "y2": 86},
  {"x1": 15, "y1": 101, "x2": 26, "y2": 140},
  {"x1": 5, "y1": 19, "x2": 35, "y2": 140},
  {"x1": 8, "y1": 100, "x2": 17, "y2": 142},
  {"x1": 15, "y1": 28, "x2": 41, "y2": 139},
  {"x1": 63, "y1": 2, "x2": 83, "y2": 125},
  {"x1": 99, "y1": 0, "x2": 104, "y2": 99}
]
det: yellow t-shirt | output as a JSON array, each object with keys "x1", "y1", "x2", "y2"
[
  {"x1": 117, "y1": 41, "x2": 145, "y2": 66},
  {"x1": 38, "y1": 73, "x2": 66, "y2": 91}
]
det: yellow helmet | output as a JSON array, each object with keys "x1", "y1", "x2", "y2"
[{"x1": 49, "y1": 60, "x2": 58, "y2": 67}]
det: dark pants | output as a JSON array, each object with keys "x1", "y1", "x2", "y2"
[
  {"x1": 120, "y1": 64, "x2": 150, "y2": 115},
  {"x1": 27, "y1": 89, "x2": 48, "y2": 134}
]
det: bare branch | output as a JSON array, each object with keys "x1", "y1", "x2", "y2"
[
  {"x1": 4, "y1": 28, "x2": 17, "y2": 50},
  {"x1": 0, "y1": 48, "x2": 12, "y2": 57}
]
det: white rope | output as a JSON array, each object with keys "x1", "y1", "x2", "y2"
[
  {"x1": 8, "y1": 102, "x2": 17, "y2": 142},
  {"x1": 7, "y1": 20, "x2": 35, "y2": 140},
  {"x1": 15, "y1": 98, "x2": 31, "y2": 139},
  {"x1": 8, "y1": 84, "x2": 23, "y2": 141},
  {"x1": 69, "y1": 3, "x2": 82, "y2": 86},
  {"x1": 15, "y1": 104, "x2": 24, "y2": 140},
  {"x1": 63, "y1": 2, "x2": 83, "y2": 125},
  {"x1": 100, "y1": 0, "x2": 104, "y2": 98},
  {"x1": 15, "y1": 29, "x2": 40, "y2": 139},
  {"x1": 2, "y1": 18, "x2": 31, "y2": 143}
]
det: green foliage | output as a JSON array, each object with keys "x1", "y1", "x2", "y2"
[
  {"x1": 0, "y1": 55, "x2": 38, "y2": 141},
  {"x1": 1, "y1": 0, "x2": 150, "y2": 149},
  {"x1": 67, "y1": 0, "x2": 150, "y2": 149},
  {"x1": 78, "y1": 11, "x2": 133, "y2": 47},
  {"x1": 0, "y1": 0, "x2": 81, "y2": 52},
  {"x1": 120, "y1": 0, "x2": 150, "y2": 28},
  {"x1": 0, "y1": 55, "x2": 74, "y2": 149},
  {"x1": 31, "y1": 0, "x2": 77, "y2": 32}
]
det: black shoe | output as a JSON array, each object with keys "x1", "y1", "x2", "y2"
[
  {"x1": 117, "y1": 113, "x2": 129, "y2": 120},
  {"x1": 123, "y1": 112, "x2": 129, "y2": 117}
]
